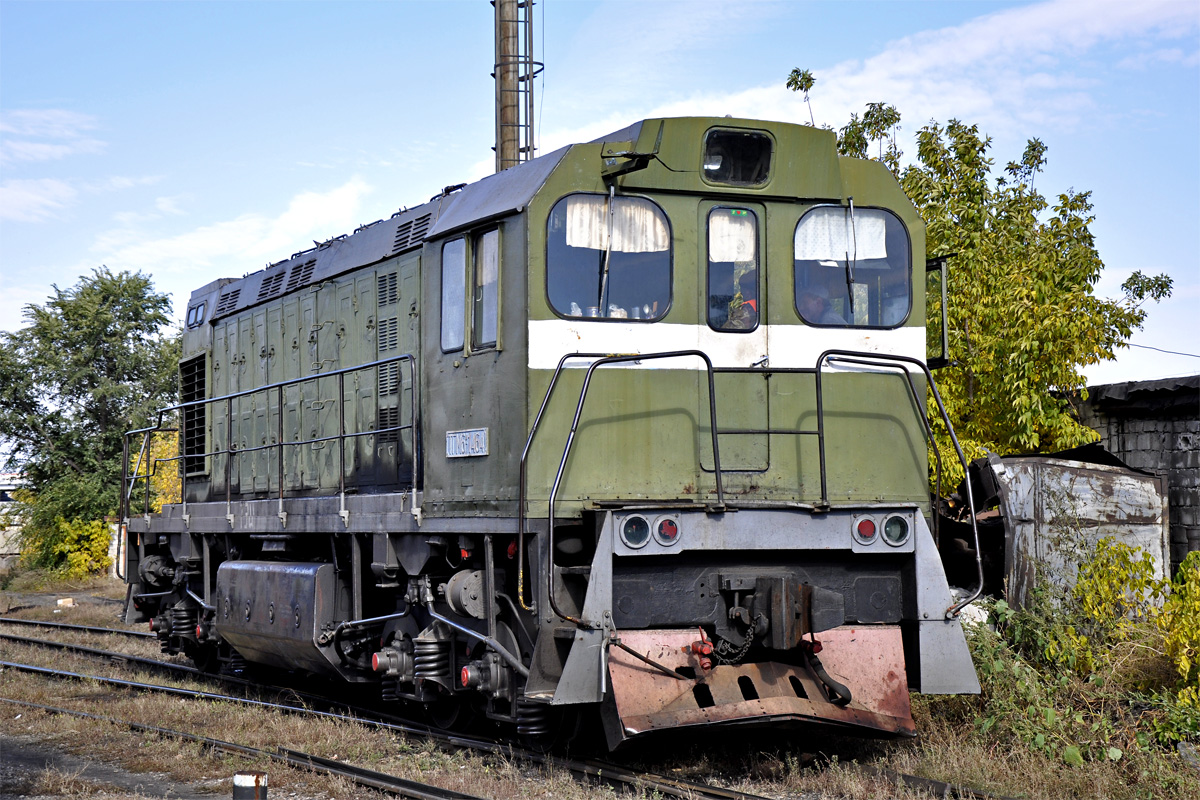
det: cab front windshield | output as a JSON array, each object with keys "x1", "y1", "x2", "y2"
[
  {"x1": 794, "y1": 206, "x2": 911, "y2": 327},
  {"x1": 546, "y1": 194, "x2": 671, "y2": 321}
]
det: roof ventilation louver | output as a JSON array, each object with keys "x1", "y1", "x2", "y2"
[
  {"x1": 214, "y1": 288, "x2": 242, "y2": 317},
  {"x1": 409, "y1": 212, "x2": 432, "y2": 241},
  {"x1": 392, "y1": 220, "x2": 414, "y2": 253},
  {"x1": 284, "y1": 259, "x2": 317, "y2": 293},
  {"x1": 256, "y1": 271, "x2": 287, "y2": 301},
  {"x1": 392, "y1": 212, "x2": 432, "y2": 253}
]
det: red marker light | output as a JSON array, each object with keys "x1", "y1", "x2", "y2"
[
  {"x1": 857, "y1": 519, "x2": 876, "y2": 539},
  {"x1": 372, "y1": 653, "x2": 380, "y2": 671}
]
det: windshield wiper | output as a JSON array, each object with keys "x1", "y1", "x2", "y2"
[{"x1": 842, "y1": 198, "x2": 857, "y2": 315}]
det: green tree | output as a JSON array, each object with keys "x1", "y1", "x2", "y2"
[
  {"x1": 786, "y1": 68, "x2": 817, "y2": 126},
  {"x1": 0, "y1": 267, "x2": 179, "y2": 570},
  {"x1": 902, "y1": 120, "x2": 1170, "y2": 470},
  {"x1": 786, "y1": 71, "x2": 1172, "y2": 482}
]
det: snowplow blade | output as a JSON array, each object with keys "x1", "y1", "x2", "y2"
[{"x1": 604, "y1": 626, "x2": 914, "y2": 748}]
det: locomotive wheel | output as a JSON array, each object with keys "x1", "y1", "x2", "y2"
[
  {"x1": 190, "y1": 641, "x2": 221, "y2": 673},
  {"x1": 424, "y1": 695, "x2": 475, "y2": 732}
]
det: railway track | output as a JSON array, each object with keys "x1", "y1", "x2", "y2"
[
  {"x1": 0, "y1": 627, "x2": 774, "y2": 800},
  {"x1": 0, "y1": 615, "x2": 155, "y2": 639},
  {"x1": 0, "y1": 697, "x2": 486, "y2": 800},
  {"x1": 1, "y1": 617, "x2": 1014, "y2": 800}
]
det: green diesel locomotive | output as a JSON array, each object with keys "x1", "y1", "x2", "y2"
[{"x1": 122, "y1": 116, "x2": 981, "y2": 748}]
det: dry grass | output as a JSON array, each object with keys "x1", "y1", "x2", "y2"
[
  {"x1": 26, "y1": 767, "x2": 131, "y2": 798},
  {"x1": 1, "y1": 567, "x2": 126, "y2": 598},
  {"x1": 0, "y1": 640, "x2": 657, "y2": 800}
]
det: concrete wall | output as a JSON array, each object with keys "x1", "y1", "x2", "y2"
[{"x1": 1076, "y1": 375, "x2": 1199, "y2": 574}]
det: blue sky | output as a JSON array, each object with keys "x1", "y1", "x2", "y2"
[{"x1": 2, "y1": 0, "x2": 1197, "y2": 384}]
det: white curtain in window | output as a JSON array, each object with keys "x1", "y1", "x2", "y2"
[
  {"x1": 565, "y1": 195, "x2": 669, "y2": 253},
  {"x1": 794, "y1": 207, "x2": 887, "y2": 261},
  {"x1": 709, "y1": 211, "x2": 756, "y2": 263}
]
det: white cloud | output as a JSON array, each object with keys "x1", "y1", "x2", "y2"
[
  {"x1": 0, "y1": 281, "x2": 55, "y2": 333},
  {"x1": 94, "y1": 177, "x2": 375, "y2": 276},
  {"x1": 541, "y1": 0, "x2": 1199, "y2": 154},
  {"x1": 1, "y1": 173, "x2": 166, "y2": 223},
  {"x1": 0, "y1": 109, "x2": 97, "y2": 138},
  {"x1": 1117, "y1": 46, "x2": 1200, "y2": 70},
  {"x1": 85, "y1": 175, "x2": 163, "y2": 193},
  {"x1": 111, "y1": 194, "x2": 189, "y2": 226},
  {"x1": 155, "y1": 196, "x2": 186, "y2": 216},
  {"x1": 0, "y1": 109, "x2": 105, "y2": 165},
  {"x1": 0, "y1": 179, "x2": 78, "y2": 222}
]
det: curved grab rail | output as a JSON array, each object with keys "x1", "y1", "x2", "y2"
[
  {"x1": 814, "y1": 350, "x2": 982, "y2": 617},
  {"x1": 517, "y1": 350, "x2": 725, "y2": 624}
]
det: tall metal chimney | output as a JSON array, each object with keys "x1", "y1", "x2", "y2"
[{"x1": 494, "y1": 0, "x2": 541, "y2": 172}]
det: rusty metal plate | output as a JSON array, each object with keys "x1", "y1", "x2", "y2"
[{"x1": 608, "y1": 626, "x2": 913, "y2": 741}]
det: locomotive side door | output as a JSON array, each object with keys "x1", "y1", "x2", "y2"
[{"x1": 700, "y1": 201, "x2": 769, "y2": 473}]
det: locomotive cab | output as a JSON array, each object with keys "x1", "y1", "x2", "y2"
[{"x1": 121, "y1": 116, "x2": 979, "y2": 749}]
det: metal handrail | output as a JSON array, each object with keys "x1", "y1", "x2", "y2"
[
  {"x1": 121, "y1": 353, "x2": 419, "y2": 526},
  {"x1": 515, "y1": 347, "x2": 980, "y2": 623},
  {"x1": 814, "y1": 350, "x2": 981, "y2": 617},
  {"x1": 822, "y1": 355, "x2": 949, "y2": 544},
  {"x1": 516, "y1": 350, "x2": 725, "y2": 625}
]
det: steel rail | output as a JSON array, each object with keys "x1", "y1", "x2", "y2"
[
  {"x1": 0, "y1": 616, "x2": 156, "y2": 639},
  {"x1": 0, "y1": 653, "x2": 767, "y2": 800},
  {"x1": 0, "y1": 636, "x2": 415, "y2": 728},
  {"x1": 0, "y1": 632, "x2": 215, "y2": 677},
  {"x1": 3, "y1": 648, "x2": 1011, "y2": 800},
  {"x1": 0, "y1": 658, "x2": 452, "y2": 745},
  {"x1": 0, "y1": 697, "x2": 485, "y2": 800}
]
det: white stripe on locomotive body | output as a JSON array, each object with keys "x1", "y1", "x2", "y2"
[{"x1": 527, "y1": 319, "x2": 927, "y2": 371}]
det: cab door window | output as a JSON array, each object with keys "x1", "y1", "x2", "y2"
[{"x1": 707, "y1": 207, "x2": 759, "y2": 332}]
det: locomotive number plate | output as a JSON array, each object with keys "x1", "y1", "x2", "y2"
[{"x1": 446, "y1": 427, "x2": 489, "y2": 458}]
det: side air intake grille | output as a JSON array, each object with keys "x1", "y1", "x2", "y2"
[
  {"x1": 378, "y1": 272, "x2": 398, "y2": 306},
  {"x1": 380, "y1": 362, "x2": 400, "y2": 396},
  {"x1": 378, "y1": 318, "x2": 399, "y2": 351},
  {"x1": 378, "y1": 406, "x2": 400, "y2": 444},
  {"x1": 181, "y1": 356, "x2": 207, "y2": 475}
]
